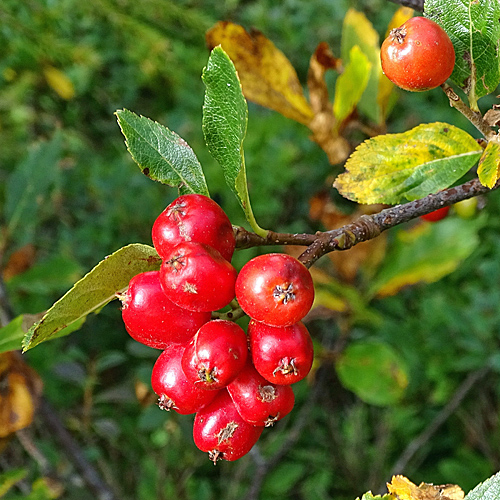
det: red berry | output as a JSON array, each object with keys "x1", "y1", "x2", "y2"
[
  {"x1": 235, "y1": 253, "x2": 314, "y2": 327},
  {"x1": 228, "y1": 359, "x2": 295, "y2": 427},
  {"x1": 193, "y1": 390, "x2": 263, "y2": 463},
  {"x1": 151, "y1": 344, "x2": 219, "y2": 415},
  {"x1": 182, "y1": 320, "x2": 248, "y2": 390},
  {"x1": 121, "y1": 271, "x2": 210, "y2": 348},
  {"x1": 160, "y1": 241, "x2": 237, "y2": 312},
  {"x1": 152, "y1": 194, "x2": 235, "y2": 262},
  {"x1": 380, "y1": 16, "x2": 455, "y2": 92},
  {"x1": 248, "y1": 320, "x2": 314, "y2": 385},
  {"x1": 420, "y1": 205, "x2": 450, "y2": 222}
]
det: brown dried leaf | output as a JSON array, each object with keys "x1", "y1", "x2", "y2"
[
  {"x1": 2, "y1": 244, "x2": 36, "y2": 281},
  {"x1": 483, "y1": 108, "x2": 500, "y2": 127},
  {"x1": 206, "y1": 21, "x2": 314, "y2": 125},
  {"x1": 387, "y1": 475, "x2": 464, "y2": 500},
  {"x1": 0, "y1": 352, "x2": 43, "y2": 438}
]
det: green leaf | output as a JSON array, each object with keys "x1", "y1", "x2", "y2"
[
  {"x1": 465, "y1": 471, "x2": 500, "y2": 500},
  {"x1": 336, "y1": 340, "x2": 408, "y2": 406},
  {"x1": 202, "y1": 46, "x2": 267, "y2": 237},
  {"x1": 425, "y1": 0, "x2": 500, "y2": 110},
  {"x1": 370, "y1": 214, "x2": 486, "y2": 297},
  {"x1": 356, "y1": 493, "x2": 394, "y2": 500},
  {"x1": 334, "y1": 122, "x2": 482, "y2": 204},
  {"x1": 333, "y1": 45, "x2": 372, "y2": 126},
  {"x1": 22, "y1": 244, "x2": 161, "y2": 351},
  {"x1": 477, "y1": 138, "x2": 500, "y2": 188},
  {"x1": 341, "y1": 9, "x2": 383, "y2": 124},
  {"x1": 0, "y1": 467, "x2": 28, "y2": 497},
  {"x1": 115, "y1": 109, "x2": 209, "y2": 196},
  {"x1": 5, "y1": 132, "x2": 61, "y2": 240}
]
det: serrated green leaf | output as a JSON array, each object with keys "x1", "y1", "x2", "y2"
[
  {"x1": 22, "y1": 244, "x2": 161, "y2": 351},
  {"x1": 336, "y1": 340, "x2": 408, "y2": 406},
  {"x1": 425, "y1": 0, "x2": 500, "y2": 110},
  {"x1": 202, "y1": 46, "x2": 266, "y2": 237},
  {"x1": 370, "y1": 214, "x2": 486, "y2": 297},
  {"x1": 465, "y1": 471, "x2": 500, "y2": 500},
  {"x1": 5, "y1": 132, "x2": 61, "y2": 240},
  {"x1": 478, "y1": 138, "x2": 500, "y2": 188},
  {"x1": 115, "y1": 109, "x2": 209, "y2": 196},
  {"x1": 334, "y1": 122, "x2": 482, "y2": 204},
  {"x1": 341, "y1": 9, "x2": 383, "y2": 124},
  {"x1": 333, "y1": 45, "x2": 372, "y2": 126}
]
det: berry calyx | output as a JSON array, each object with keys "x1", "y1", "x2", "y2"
[
  {"x1": 248, "y1": 320, "x2": 314, "y2": 385},
  {"x1": 228, "y1": 359, "x2": 295, "y2": 427},
  {"x1": 235, "y1": 253, "x2": 314, "y2": 327},
  {"x1": 151, "y1": 344, "x2": 219, "y2": 415},
  {"x1": 152, "y1": 194, "x2": 235, "y2": 262},
  {"x1": 380, "y1": 16, "x2": 455, "y2": 92},
  {"x1": 160, "y1": 241, "x2": 237, "y2": 312},
  {"x1": 181, "y1": 320, "x2": 248, "y2": 390},
  {"x1": 121, "y1": 271, "x2": 210, "y2": 348},
  {"x1": 193, "y1": 390, "x2": 263, "y2": 463}
]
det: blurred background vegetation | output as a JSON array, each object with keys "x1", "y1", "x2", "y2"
[{"x1": 1, "y1": 0, "x2": 499, "y2": 499}]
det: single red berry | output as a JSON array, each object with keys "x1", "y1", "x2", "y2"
[
  {"x1": 121, "y1": 271, "x2": 211, "y2": 348},
  {"x1": 151, "y1": 344, "x2": 219, "y2": 415},
  {"x1": 420, "y1": 205, "x2": 450, "y2": 222},
  {"x1": 248, "y1": 320, "x2": 314, "y2": 385},
  {"x1": 182, "y1": 320, "x2": 248, "y2": 390},
  {"x1": 228, "y1": 359, "x2": 295, "y2": 427},
  {"x1": 160, "y1": 241, "x2": 237, "y2": 312},
  {"x1": 152, "y1": 194, "x2": 235, "y2": 262},
  {"x1": 193, "y1": 390, "x2": 263, "y2": 463},
  {"x1": 380, "y1": 16, "x2": 455, "y2": 91},
  {"x1": 235, "y1": 253, "x2": 314, "y2": 327}
]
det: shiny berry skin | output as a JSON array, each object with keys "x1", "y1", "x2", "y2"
[
  {"x1": 152, "y1": 194, "x2": 235, "y2": 262},
  {"x1": 380, "y1": 17, "x2": 455, "y2": 92},
  {"x1": 235, "y1": 253, "x2": 314, "y2": 327},
  {"x1": 228, "y1": 359, "x2": 295, "y2": 427},
  {"x1": 420, "y1": 205, "x2": 450, "y2": 222},
  {"x1": 182, "y1": 320, "x2": 248, "y2": 390},
  {"x1": 193, "y1": 390, "x2": 263, "y2": 463},
  {"x1": 121, "y1": 271, "x2": 211, "y2": 348},
  {"x1": 151, "y1": 344, "x2": 219, "y2": 415},
  {"x1": 248, "y1": 320, "x2": 314, "y2": 385},
  {"x1": 160, "y1": 241, "x2": 237, "y2": 312}
]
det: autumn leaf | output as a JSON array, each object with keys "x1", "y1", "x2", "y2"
[
  {"x1": 43, "y1": 66, "x2": 75, "y2": 100},
  {"x1": 477, "y1": 137, "x2": 500, "y2": 188},
  {"x1": 206, "y1": 21, "x2": 314, "y2": 125},
  {"x1": 387, "y1": 475, "x2": 464, "y2": 500}
]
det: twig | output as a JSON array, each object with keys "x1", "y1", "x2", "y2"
[
  {"x1": 441, "y1": 84, "x2": 495, "y2": 139},
  {"x1": 387, "y1": 365, "x2": 490, "y2": 479},
  {"x1": 235, "y1": 176, "x2": 500, "y2": 268}
]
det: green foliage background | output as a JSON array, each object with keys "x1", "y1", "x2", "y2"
[{"x1": 1, "y1": 0, "x2": 500, "y2": 499}]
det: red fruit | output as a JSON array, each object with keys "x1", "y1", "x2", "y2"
[
  {"x1": 420, "y1": 205, "x2": 450, "y2": 222},
  {"x1": 380, "y1": 16, "x2": 455, "y2": 91},
  {"x1": 121, "y1": 271, "x2": 210, "y2": 348},
  {"x1": 235, "y1": 253, "x2": 314, "y2": 327},
  {"x1": 152, "y1": 194, "x2": 235, "y2": 262},
  {"x1": 182, "y1": 320, "x2": 248, "y2": 390},
  {"x1": 151, "y1": 344, "x2": 219, "y2": 415},
  {"x1": 248, "y1": 320, "x2": 314, "y2": 385},
  {"x1": 193, "y1": 390, "x2": 263, "y2": 463},
  {"x1": 160, "y1": 241, "x2": 237, "y2": 312},
  {"x1": 228, "y1": 359, "x2": 295, "y2": 427}
]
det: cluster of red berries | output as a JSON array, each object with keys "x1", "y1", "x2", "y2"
[{"x1": 120, "y1": 194, "x2": 315, "y2": 462}]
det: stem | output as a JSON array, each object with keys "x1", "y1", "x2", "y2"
[
  {"x1": 234, "y1": 176, "x2": 500, "y2": 267},
  {"x1": 441, "y1": 84, "x2": 494, "y2": 139}
]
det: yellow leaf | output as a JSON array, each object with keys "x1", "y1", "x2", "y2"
[
  {"x1": 44, "y1": 66, "x2": 75, "y2": 100},
  {"x1": 206, "y1": 22, "x2": 314, "y2": 125},
  {"x1": 477, "y1": 137, "x2": 500, "y2": 188},
  {"x1": 387, "y1": 475, "x2": 464, "y2": 500}
]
